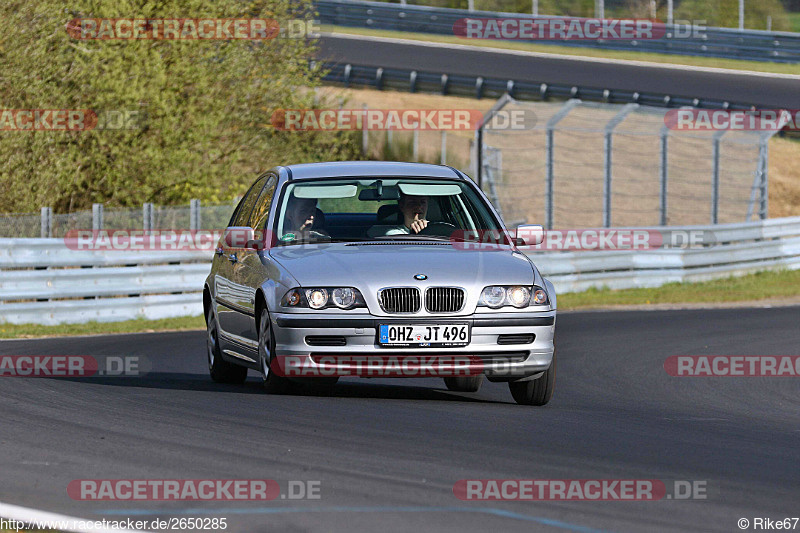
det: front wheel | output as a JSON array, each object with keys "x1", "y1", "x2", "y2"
[
  {"x1": 259, "y1": 308, "x2": 294, "y2": 394},
  {"x1": 207, "y1": 307, "x2": 248, "y2": 384},
  {"x1": 443, "y1": 375, "x2": 483, "y2": 393},
  {"x1": 508, "y1": 349, "x2": 556, "y2": 406}
]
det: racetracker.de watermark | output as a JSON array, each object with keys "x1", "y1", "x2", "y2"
[
  {"x1": 269, "y1": 108, "x2": 537, "y2": 131},
  {"x1": 68, "y1": 480, "x2": 321, "y2": 500},
  {"x1": 664, "y1": 356, "x2": 800, "y2": 377},
  {"x1": 0, "y1": 109, "x2": 144, "y2": 131},
  {"x1": 453, "y1": 17, "x2": 706, "y2": 40},
  {"x1": 454, "y1": 479, "x2": 707, "y2": 500},
  {"x1": 66, "y1": 18, "x2": 319, "y2": 40},
  {"x1": 664, "y1": 109, "x2": 800, "y2": 131},
  {"x1": 64, "y1": 230, "x2": 225, "y2": 251},
  {"x1": 450, "y1": 228, "x2": 715, "y2": 251},
  {"x1": 273, "y1": 354, "x2": 489, "y2": 378},
  {"x1": 0, "y1": 355, "x2": 148, "y2": 377},
  {"x1": 455, "y1": 17, "x2": 661, "y2": 40}
]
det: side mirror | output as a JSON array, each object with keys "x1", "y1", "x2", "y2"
[
  {"x1": 223, "y1": 226, "x2": 254, "y2": 249},
  {"x1": 515, "y1": 224, "x2": 544, "y2": 246}
]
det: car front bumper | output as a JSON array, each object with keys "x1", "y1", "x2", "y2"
[{"x1": 270, "y1": 311, "x2": 556, "y2": 382}]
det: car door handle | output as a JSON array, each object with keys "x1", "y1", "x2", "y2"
[
  {"x1": 227, "y1": 253, "x2": 238, "y2": 263},
  {"x1": 215, "y1": 247, "x2": 224, "y2": 256}
]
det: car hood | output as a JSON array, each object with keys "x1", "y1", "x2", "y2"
[{"x1": 268, "y1": 242, "x2": 539, "y2": 291}]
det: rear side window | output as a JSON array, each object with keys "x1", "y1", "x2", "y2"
[
  {"x1": 232, "y1": 175, "x2": 269, "y2": 227},
  {"x1": 249, "y1": 175, "x2": 278, "y2": 229}
]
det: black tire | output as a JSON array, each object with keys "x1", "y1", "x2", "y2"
[
  {"x1": 207, "y1": 307, "x2": 248, "y2": 384},
  {"x1": 508, "y1": 349, "x2": 556, "y2": 406},
  {"x1": 443, "y1": 375, "x2": 483, "y2": 393},
  {"x1": 258, "y1": 307, "x2": 294, "y2": 394}
]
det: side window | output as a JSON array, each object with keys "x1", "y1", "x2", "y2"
[
  {"x1": 249, "y1": 175, "x2": 277, "y2": 230},
  {"x1": 232, "y1": 175, "x2": 268, "y2": 227}
]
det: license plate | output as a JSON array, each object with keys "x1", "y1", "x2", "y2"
[{"x1": 378, "y1": 324, "x2": 470, "y2": 347}]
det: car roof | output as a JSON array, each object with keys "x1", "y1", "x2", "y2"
[{"x1": 277, "y1": 161, "x2": 466, "y2": 181}]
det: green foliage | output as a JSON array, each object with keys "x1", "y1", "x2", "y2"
[
  {"x1": 0, "y1": 0, "x2": 363, "y2": 213},
  {"x1": 675, "y1": 0, "x2": 791, "y2": 30}
]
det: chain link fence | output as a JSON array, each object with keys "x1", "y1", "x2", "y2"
[
  {"x1": 478, "y1": 96, "x2": 778, "y2": 228},
  {"x1": 0, "y1": 202, "x2": 238, "y2": 238}
]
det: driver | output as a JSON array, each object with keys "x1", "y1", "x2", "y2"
[
  {"x1": 368, "y1": 193, "x2": 429, "y2": 237},
  {"x1": 283, "y1": 194, "x2": 328, "y2": 239}
]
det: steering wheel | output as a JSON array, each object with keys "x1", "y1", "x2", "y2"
[{"x1": 419, "y1": 222, "x2": 457, "y2": 237}]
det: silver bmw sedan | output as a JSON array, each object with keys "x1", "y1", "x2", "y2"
[{"x1": 204, "y1": 161, "x2": 556, "y2": 405}]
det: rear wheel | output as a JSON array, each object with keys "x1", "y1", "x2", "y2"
[
  {"x1": 443, "y1": 375, "x2": 483, "y2": 393},
  {"x1": 207, "y1": 307, "x2": 247, "y2": 384},
  {"x1": 508, "y1": 349, "x2": 556, "y2": 406},
  {"x1": 259, "y1": 308, "x2": 294, "y2": 394}
]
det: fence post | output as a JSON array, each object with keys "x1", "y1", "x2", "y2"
[
  {"x1": 711, "y1": 130, "x2": 726, "y2": 224},
  {"x1": 92, "y1": 203, "x2": 104, "y2": 231},
  {"x1": 190, "y1": 199, "x2": 201, "y2": 231},
  {"x1": 544, "y1": 99, "x2": 581, "y2": 230},
  {"x1": 759, "y1": 138, "x2": 769, "y2": 220},
  {"x1": 361, "y1": 104, "x2": 368, "y2": 155},
  {"x1": 659, "y1": 127, "x2": 669, "y2": 226},
  {"x1": 440, "y1": 131, "x2": 447, "y2": 165},
  {"x1": 40, "y1": 207, "x2": 52, "y2": 238},
  {"x1": 603, "y1": 103, "x2": 638, "y2": 228},
  {"x1": 143, "y1": 202, "x2": 154, "y2": 231},
  {"x1": 412, "y1": 129, "x2": 419, "y2": 162}
]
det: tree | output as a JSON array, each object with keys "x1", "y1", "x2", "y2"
[{"x1": 0, "y1": 0, "x2": 361, "y2": 213}]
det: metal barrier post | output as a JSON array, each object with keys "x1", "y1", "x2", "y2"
[
  {"x1": 190, "y1": 199, "x2": 201, "y2": 231},
  {"x1": 40, "y1": 207, "x2": 52, "y2": 238},
  {"x1": 143, "y1": 203, "x2": 154, "y2": 231},
  {"x1": 412, "y1": 129, "x2": 419, "y2": 162},
  {"x1": 92, "y1": 203, "x2": 104, "y2": 231},
  {"x1": 440, "y1": 131, "x2": 447, "y2": 165}
]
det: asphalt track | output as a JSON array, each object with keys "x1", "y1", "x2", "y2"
[
  {"x1": 1, "y1": 306, "x2": 799, "y2": 532},
  {"x1": 317, "y1": 34, "x2": 800, "y2": 108}
]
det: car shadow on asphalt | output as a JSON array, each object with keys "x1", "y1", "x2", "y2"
[{"x1": 56, "y1": 372, "x2": 507, "y2": 403}]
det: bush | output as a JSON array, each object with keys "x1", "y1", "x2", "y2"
[{"x1": 0, "y1": 0, "x2": 363, "y2": 213}]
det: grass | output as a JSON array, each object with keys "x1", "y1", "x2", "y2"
[
  {"x1": 558, "y1": 269, "x2": 800, "y2": 310},
  {"x1": 0, "y1": 270, "x2": 798, "y2": 338},
  {"x1": 321, "y1": 24, "x2": 800, "y2": 76},
  {"x1": 790, "y1": 13, "x2": 800, "y2": 33},
  {"x1": 0, "y1": 315, "x2": 205, "y2": 339}
]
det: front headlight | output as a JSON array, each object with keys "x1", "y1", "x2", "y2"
[
  {"x1": 479, "y1": 285, "x2": 548, "y2": 308},
  {"x1": 281, "y1": 287, "x2": 366, "y2": 310},
  {"x1": 479, "y1": 286, "x2": 506, "y2": 308},
  {"x1": 506, "y1": 286, "x2": 531, "y2": 308},
  {"x1": 331, "y1": 287, "x2": 356, "y2": 308},
  {"x1": 305, "y1": 289, "x2": 329, "y2": 309}
]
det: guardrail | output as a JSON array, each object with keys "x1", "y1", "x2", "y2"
[
  {"x1": 318, "y1": 61, "x2": 755, "y2": 109},
  {"x1": 0, "y1": 241, "x2": 209, "y2": 325},
  {"x1": 1, "y1": 217, "x2": 799, "y2": 325},
  {"x1": 528, "y1": 217, "x2": 800, "y2": 293},
  {"x1": 316, "y1": 0, "x2": 800, "y2": 63}
]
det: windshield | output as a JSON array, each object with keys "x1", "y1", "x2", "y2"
[{"x1": 272, "y1": 177, "x2": 506, "y2": 246}]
